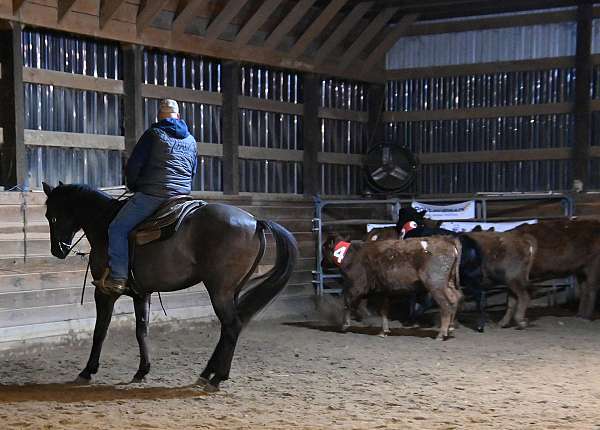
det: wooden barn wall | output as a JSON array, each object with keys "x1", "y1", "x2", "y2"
[
  {"x1": 0, "y1": 191, "x2": 315, "y2": 350},
  {"x1": 384, "y1": 17, "x2": 600, "y2": 195}
]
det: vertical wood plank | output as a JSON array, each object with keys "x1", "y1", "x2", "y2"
[
  {"x1": 368, "y1": 83, "x2": 384, "y2": 149},
  {"x1": 303, "y1": 74, "x2": 320, "y2": 196},
  {"x1": 122, "y1": 44, "x2": 143, "y2": 160},
  {"x1": 573, "y1": 3, "x2": 592, "y2": 191},
  {"x1": 222, "y1": 61, "x2": 240, "y2": 195},
  {"x1": 0, "y1": 23, "x2": 26, "y2": 189}
]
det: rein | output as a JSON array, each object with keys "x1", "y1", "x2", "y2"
[{"x1": 62, "y1": 189, "x2": 129, "y2": 305}]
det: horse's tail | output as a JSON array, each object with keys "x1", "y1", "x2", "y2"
[{"x1": 236, "y1": 219, "x2": 298, "y2": 326}]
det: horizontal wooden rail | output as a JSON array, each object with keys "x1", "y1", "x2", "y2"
[
  {"x1": 418, "y1": 147, "x2": 573, "y2": 164},
  {"x1": 385, "y1": 102, "x2": 575, "y2": 122},
  {"x1": 318, "y1": 107, "x2": 369, "y2": 123},
  {"x1": 318, "y1": 152, "x2": 364, "y2": 165},
  {"x1": 24, "y1": 130, "x2": 125, "y2": 150},
  {"x1": 197, "y1": 143, "x2": 223, "y2": 157},
  {"x1": 141, "y1": 83, "x2": 223, "y2": 106},
  {"x1": 239, "y1": 146, "x2": 303, "y2": 162},
  {"x1": 22, "y1": 67, "x2": 124, "y2": 94},
  {"x1": 238, "y1": 96, "x2": 303, "y2": 116}
]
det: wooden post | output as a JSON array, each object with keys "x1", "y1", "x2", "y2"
[
  {"x1": 368, "y1": 83, "x2": 385, "y2": 149},
  {"x1": 0, "y1": 22, "x2": 26, "y2": 189},
  {"x1": 572, "y1": 3, "x2": 592, "y2": 192},
  {"x1": 222, "y1": 60, "x2": 240, "y2": 195},
  {"x1": 122, "y1": 44, "x2": 143, "y2": 158},
  {"x1": 303, "y1": 73, "x2": 320, "y2": 196}
]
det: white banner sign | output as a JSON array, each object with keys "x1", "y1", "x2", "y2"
[
  {"x1": 440, "y1": 219, "x2": 537, "y2": 233},
  {"x1": 411, "y1": 200, "x2": 476, "y2": 220}
]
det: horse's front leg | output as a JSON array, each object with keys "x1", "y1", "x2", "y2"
[
  {"x1": 76, "y1": 289, "x2": 117, "y2": 383},
  {"x1": 132, "y1": 293, "x2": 152, "y2": 382}
]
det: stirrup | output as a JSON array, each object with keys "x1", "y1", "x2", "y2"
[{"x1": 92, "y1": 268, "x2": 127, "y2": 296}]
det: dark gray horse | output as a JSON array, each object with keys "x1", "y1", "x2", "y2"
[{"x1": 42, "y1": 182, "x2": 298, "y2": 391}]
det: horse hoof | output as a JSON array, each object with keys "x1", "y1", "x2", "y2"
[
  {"x1": 378, "y1": 331, "x2": 389, "y2": 338},
  {"x1": 203, "y1": 383, "x2": 219, "y2": 393},
  {"x1": 477, "y1": 326, "x2": 485, "y2": 333},
  {"x1": 196, "y1": 376, "x2": 211, "y2": 387},
  {"x1": 131, "y1": 376, "x2": 146, "y2": 384},
  {"x1": 72, "y1": 375, "x2": 91, "y2": 385},
  {"x1": 498, "y1": 321, "x2": 510, "y2": 328},
  {"x1": 516, "y1": 321, "x2": 528, "y2": 330}
]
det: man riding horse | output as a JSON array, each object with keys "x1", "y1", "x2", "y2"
[{"x1": 93, "y1": 99, "x2": 197, "y2": 295}]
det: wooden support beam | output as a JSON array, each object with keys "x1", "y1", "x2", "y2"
[
  {"x1": 313, "y1": 1, "x2": 372, "y2": 65},
  {"x1": 362, "y1": 13, "x2": 418, "y2": 73},
  {"x1": 233, "y1": 0, "x2": 283, "y2": 46},
  {"x1": 238, "y1": 147, "x2": 303, "y2": 162},
  {"x1": 222, "y1": 61, "x2": 240, "y2": 195},
  {"x1": 11, "y1": 0, "x2": 26, "y2": 14},
  {"x1": 572, "y1": 3, "x2": 592, "y2": 191},
  {"x1": 0, "y1": 23, "x2": 26, "y2": 189},
  {"x1": 172, "y1": 0, "x2": 208, "y2": 34},
  {"x1": 263, "y1": 0, "x2": 316, "y2": 50},
  {"x1": 204, "y1": 0, "x2": 249, "y2": 40},
  {"x1": 141, "y1": 83, "x2": 223, "y2": 105},
  {"x1": 123, "y1": 45, "x2": 143, "y2": 157},
  {"x1": 368, "y1": 83, "x2": 385, "y2": 149},
  {"x1": 57, "y1": 0, "x2": 77, "y2": 23},
  {"x1": 137, "y1": 0, "x2": 169, "y2": 34},
  {"x1": 418, "y1": 148, "x2": 571, "y2": 164},
  {"x1": 318, "y1": 107, "x2": 369, "y2": 123},
  {"x1": 338, "y1": 7, "x2": 398, "y2": 71},
  {"x1": 288, "y1": 0, "x2": 348, "y2": 59},
  {"x1": 99, "y1": 0, "x2": 125, "y2": 29},
  {"x1": 303, "y1": 74, "x2": 320, "y2": 196},
  {"x1": 238, "y1": 96, "x2": 303, "y2": 116}
]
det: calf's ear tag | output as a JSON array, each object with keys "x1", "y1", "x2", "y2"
[
  {"x1": 401, "y1": 221, "x2": 418, "y2": 239},
  {"x1": 333, "y1": 241, "x2": 351, "y2": 265}
]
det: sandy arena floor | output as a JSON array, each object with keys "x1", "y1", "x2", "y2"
[{"x1": 0, "y1": 306, "x2": 599, "y2": 430}]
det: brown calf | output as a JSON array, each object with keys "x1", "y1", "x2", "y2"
[
  {"x1": 464, "y1": 231, "x2": 537, "y2": 328},
  {"x1": 324, "y1": 236, "x2": 463, "y2": 340},
  {"x1": 513, "y1": 219, "x2": 600, "y2": 319}
]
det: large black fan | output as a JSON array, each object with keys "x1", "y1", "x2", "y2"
[{"x1": 364, "y1": 143, "x2": 418, "y2": 193}]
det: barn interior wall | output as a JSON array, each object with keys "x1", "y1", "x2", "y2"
[{"x1": 385, "y1": 16, "x2": 600, "y2": 195}]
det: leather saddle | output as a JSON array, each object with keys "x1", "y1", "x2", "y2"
[{"x1": 131, "y1": 196, "x2": 206, "y2": 246}]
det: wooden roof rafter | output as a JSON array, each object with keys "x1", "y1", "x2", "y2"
[
  {"x1": 233, "y1": 0, "x2": 284, "y2": 46},
  {"x1": 99, "y1": 0, "x2": 126, "y2": 29},
  {"x1": 137, "y1": 0, "x2": 170, "y2": 35},
  {"x1": 337, "y1": 6, "x2": 399, "y2": 71},
  {"x1": 204, "y1": 0, "x2": 250, "y2": 40},
  {"x1": 11, "y1": 0, "x2": 26, "y2": 14},
  {"x1": 361, "y1": 13, "x2": 419, "y2": 72},
  {"x1": 172, "y1": 0, "x2": 209, "y2": 34},
  {"x1": 287, "y1": 0, "x2": 349, "y2": 58},
  {"x1": 263, "y1": 0, "x2": 317, "y2": 50},
  {"x1": 57, "y1": 0, "x2": 78, "y2": 23},
  {"x1": 313, "y1": 1, "x2": 373, "y2": 65}
]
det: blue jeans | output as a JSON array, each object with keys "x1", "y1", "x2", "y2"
[{"x1": 108, "y1": 192, "x2": 167, "y2": 280}]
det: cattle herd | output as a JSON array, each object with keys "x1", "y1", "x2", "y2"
[{"x1": 323, "y1": 207, "x2": 600, "y2": 339}]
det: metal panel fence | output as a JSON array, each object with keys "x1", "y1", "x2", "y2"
[
  {"x1": 22, "y1": 28, "x2": 123, "y2": 189},
  {"x1": 142, "y1": 49, "x2": 223, "y2": 192}
]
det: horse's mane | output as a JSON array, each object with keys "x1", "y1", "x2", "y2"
[{"x1": 52, "y1": 184, "x2": 114, "y2": 203}]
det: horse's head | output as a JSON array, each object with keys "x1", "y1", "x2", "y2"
[{"x1": 43, "y1": 181, "x2": 80, "y2": 259}]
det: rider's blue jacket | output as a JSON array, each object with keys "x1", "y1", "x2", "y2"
[{"x1": 125, "y1": 118, "x2": 197, "y2": 198}]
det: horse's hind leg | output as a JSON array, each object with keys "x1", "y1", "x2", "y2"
[
  {"x1": 198, "y1": 285, "x2": 242, "y2": 391},
  {"x1": 76, "y1": 289, "x2": 117, "y2": 383},
  {"x1": 132, "y1": 294, "x2": 152, "y2": 382},
  {"x1": 578, "y1": 260, "x2": 600, "y2": 319}
]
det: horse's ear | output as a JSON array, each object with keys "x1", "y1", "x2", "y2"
[
  {"x1": 42, "y1": 182, "x2": 54, "y2": 196},
  {"x1": 58, "y1": 180, "x2": 64, "y2": 186},
  {"x1": 418, "y1": 209, "x2": 427, "y2": 217}
]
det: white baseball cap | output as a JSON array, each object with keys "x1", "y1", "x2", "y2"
[{"x1": 159, "y1": 99, "x2": 179, "y2": 115}]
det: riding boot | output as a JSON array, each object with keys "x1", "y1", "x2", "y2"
[{"x1": 92, "y1": 269, "x2": 127, "y2": 296}]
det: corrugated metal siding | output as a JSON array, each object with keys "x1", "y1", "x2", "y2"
[
  {"x1": 387, "y1": 22, "x2": 577, "y2": 69},
  {"x1": 142, "y1": 49, "x2": 223, "y2": 191},
  {"x1": 386, "y1": 69, "x2": 576, "y2": 111},
  {"x1": 319, "y1": 78, "x2": 368, "y2": 195},
  {"x1": 239, "y1": 65, "x2": 303, "y2": 194},
  {"x1": 22, "y1": 28, "x2": 123, "y2": 189},
  {"x1": 419, "y1": 160, "x2": 572, "y2": 194}
]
